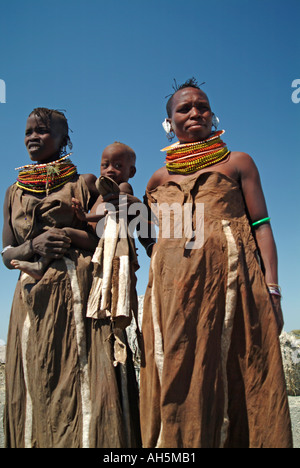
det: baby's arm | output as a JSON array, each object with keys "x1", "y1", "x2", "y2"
[
  {"x1": 72, "y1": 196, "x2": 109, "y2": 234},
  {"x1": 63, "y1": 227, "x2": 98, "y2": 251},
  {"x1": 72, "y1": 197, "x2": 107, "y2": 222}
]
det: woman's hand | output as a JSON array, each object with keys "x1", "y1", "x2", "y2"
[{"x1": 31, "y1": 228, "x2": 71, "y2": 258}]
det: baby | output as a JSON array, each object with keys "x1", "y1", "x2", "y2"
[
  {"x1": 72, "y1": 141, "x2": 137, "y2": 224},
  {"x1": 11, "y1": 142, "x2": 137, "y2": 280}
]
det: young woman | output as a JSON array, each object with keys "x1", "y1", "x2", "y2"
[
  {"x1": 140, "y1": 79, "x2": 292, "y2": 448},
  {"x1": 2, "y1": 108, "x2": 141, "y2": 448}
]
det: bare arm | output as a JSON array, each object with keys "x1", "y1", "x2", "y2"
[
  {"x1": 118, "y1": 182, "x2": 134, "y2": 195},
  {"x1": 81, "y1": 173, "x2": 99, "y2": 208},
  {"x1": 236, "y1": 153, "x2": 277, "y2": 281},
  {"x1": 63, "y1": 227, "x2": 98, "y2": 252},
  {"x1": 236, "y1": 152, "x2": 283, "y2": 332},
  {"x1": 2, "y1": 189, "x2": 72, "y2": 269},
  {"x1": 2, "y1": 188, "x2": 34, "y2": 268}
]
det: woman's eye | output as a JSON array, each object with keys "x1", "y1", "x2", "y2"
[{"x1": 177, "y1": 105, "x2": 189, "y2": 113}]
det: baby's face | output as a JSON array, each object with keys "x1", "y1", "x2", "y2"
[{"x1": 100, "y1": 146, "x2": 135, "y2": 184}]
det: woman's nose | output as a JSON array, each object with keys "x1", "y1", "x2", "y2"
[{"x1": 190, "y1": 106, "x2": 201, "y2": 118}]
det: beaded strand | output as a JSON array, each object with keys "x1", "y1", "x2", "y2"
[
  {"x1": 161, "y1": 130, "x2": 230, "y2": 174},
  {"x1": 15, "y1": 154, "x2": 77, "y2": 195}
]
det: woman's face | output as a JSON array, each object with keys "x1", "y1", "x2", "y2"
[
  {"x1": 25, "y1": 114, "x2": 64, "y2": 163},
  {"x1": 168, "y1": 87, "x2": 213, "y2": 143}
]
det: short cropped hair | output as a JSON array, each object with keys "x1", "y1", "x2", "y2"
[
  {"x1": 109, "y1": 141, "x2": 136, "y2": 166},
  {"x1": 166, "y1": 77, "x2": 206, "y2": 118}
]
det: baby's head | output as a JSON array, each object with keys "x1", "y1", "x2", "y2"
[{"x1": 100, "y1": 142, "x2": 136, "y2": 185}]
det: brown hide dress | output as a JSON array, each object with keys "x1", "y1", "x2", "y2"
[
  {"x1": 4, "y1": 175, "x2": 141, "y2": 448},
  {"x1": 140, "y1": 171, "x2": 292, "y2": 448}
]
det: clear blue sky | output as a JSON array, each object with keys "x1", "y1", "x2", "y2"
[{"x1": 0, "y1": 0, "x2": 299, "y2": 341}]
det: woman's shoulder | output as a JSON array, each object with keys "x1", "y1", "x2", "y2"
[
  {"x1": 229, "y1": 151, "x2": 260, "y2": 178},
  {"x1": 80, "y1": 173, "x2": 99, "y2": 205},
  {"x1": 147, "y1": 167, "x2": 168, "y2": 191},
  {"x1": 81, "y1": 173, "x2": 97, "y2": 186},
  {"x1": 4, "y1": 183, "x2": 18, "y2": 202}
]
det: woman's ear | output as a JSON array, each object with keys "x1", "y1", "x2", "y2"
[
  {"x1": 162, "y1": 118, "x2": 172, "y2": 134},
  {"x1": 162, "y1": 118, "x2": 175, "y2": 141},
  {"x1": 211, "y1": 113, "x2": 220, "y2": 130}
]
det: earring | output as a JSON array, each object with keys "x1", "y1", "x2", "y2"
[
  {"x1": 212, "y1": 114, "x2": 220, "y2": 130},
  {"x1": 162, "y1": 119, "x2": 175, "y2": 141}
]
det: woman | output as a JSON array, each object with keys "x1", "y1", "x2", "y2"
[
  {"x1": 2, "y1": 108, "x2": 141, "y2": 448},
  {"x1": 140, "y1": 79, "x2": 293, "y2": 448}
]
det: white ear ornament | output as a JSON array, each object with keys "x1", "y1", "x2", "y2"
[
  {"x1": 162, "y1": 119, "x2": 175, "y2": 141},
  {"x1": 212, "y1": 114, "x2": 220, "y2": 130}
]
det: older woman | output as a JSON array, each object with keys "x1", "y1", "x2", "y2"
[
  {"x1": 2, "y1": 108, "x2": 141, "y2": 448},
  {"x1": 140, "y1": 79, "x2": 292, "y2": 448}
]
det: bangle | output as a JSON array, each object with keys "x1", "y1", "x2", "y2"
[
  {"x1": 267, "y1": 284, "x2": 282, "y2": 297},
  {"x1": 1, "y1": 245, "x2": 13, "y2": 255},
  {"x1": 252, "y1": 217, "x2": 271, "y2": 228}
]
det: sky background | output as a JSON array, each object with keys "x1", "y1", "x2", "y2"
[{"x1": 0, "y1": 0, "x2": 299, "y2": 342}]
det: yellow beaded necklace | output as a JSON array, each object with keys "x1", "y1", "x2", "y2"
[
  {"x1": 161, "y1": 130, "x2": 230, "y2": 174},
  {"x1": 15, "y1": 154, "x2": 78, "y2": 195}
]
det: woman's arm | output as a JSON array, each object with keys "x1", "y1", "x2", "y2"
[
  {"x1": 81, "y1": 173, "x2": 99, "y2": 209},
  {"x1": 2, "y1": 187, "x2": 74, "y2": 269},
  {"x1": 2, "y1": 188, "x2": 34, "y2": 269},
  {"x1": 236, "y1": 152, "x2": 283, "y2": 332}
]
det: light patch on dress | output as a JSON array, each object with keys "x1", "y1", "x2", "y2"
[{"x1": 220, "y1": 220, "x2": 239, "y2": 447}]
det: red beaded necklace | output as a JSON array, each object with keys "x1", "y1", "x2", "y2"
[
  {"x1": 161, "y1": 130, "x2": 230, "y2": 174},
  {"x1": 15, "y1": 154, "x2": 77, "y2": 195}
]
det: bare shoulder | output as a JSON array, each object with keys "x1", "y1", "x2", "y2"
[
  {"x1": 81, "y1": 173, "x2": 97, "y2": 186},
  {"x1": 119, "y1": 182, "x2": 134, "y2": 195},
  {"x1": 81, "y1": 173, "x2": 98, "y2": 192},
  {"x1": 81, "y1": 173, "x2": 99, "y2": 205},
  {"x1": 147, "y1": 166, "x2": 168, "y2": 191},
  {"x1": 229, "y1": 151, "x2": 260, "y2": 179}
]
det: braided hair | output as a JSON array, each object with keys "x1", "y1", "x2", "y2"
[{"x1": 29, "y1": 107, "x2": 73, "y2": 155}]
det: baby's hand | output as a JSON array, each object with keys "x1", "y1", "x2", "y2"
[{"x1": 72, "y1": 197, "x2": 87, "y2": 221}]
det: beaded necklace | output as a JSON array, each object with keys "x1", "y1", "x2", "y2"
[
  {"x1": 15, "y1": 153, "x2": 78, "y2": 195},
  {"x1": 161, "y1": 130, "x2": 230, "y2": 174}
]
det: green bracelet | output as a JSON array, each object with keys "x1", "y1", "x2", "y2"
[{"x1": 252, "y1": 217, "x2": 271, "y2": 228}]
